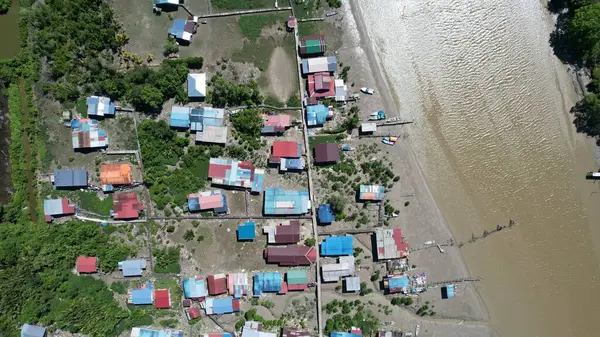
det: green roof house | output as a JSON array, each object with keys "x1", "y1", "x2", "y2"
[
  {"x1": 299, "y1": 35, "x2": 326, "y2": 56},
  {"x1": 286, "y1": 269, "x2": 308, "y2": 291}
]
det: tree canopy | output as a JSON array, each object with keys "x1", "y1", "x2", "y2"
[
  {"x1": 572, "y1": 93, "x2": 600, "y2": 143},
  {"x1": 208, "y1": 75, "x2": 263, "y2": 108}
]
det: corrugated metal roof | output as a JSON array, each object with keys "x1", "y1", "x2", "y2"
[
  {"x1": 314, "y1": 143, "x2": 339, "y2": 164},
  {"x1": 207, "y1": 274, "x2": 228, "y2": 295},
  {"x1": 21, "y1": 324, "x2": 46, "y2": 337},
  {"x1": 264, "y1": 246, "x2": 316, "y2": 266},
  {"x1": 317, "y1": 203, "x2": 334, "y2": 224},
  {"x1": 228, "y1": 272, "x2": 250, "y2": 297},
  {"x1": 76, "y1": 256, "x2": 97, "y2": 273},
  {"x1": 321, "y1": 256, "x2": 356, "y2": 282},
  {"x1": 344, "y1": 276, "x2": 361, "y2": 292},
  {"x1": 101, "y1": 163, "x2": 132, "y2": 186},
  {"x1": 87, "y1": 96, "x2": 115, "y2": 117},
  {"x1": 237, "y1": 222, "x2": 256, "y2": 241},
  {"x1": 287, "y1": 269, "x2": 308, "y2": 285},
  {"x1": 196, "y1": 125, "x2": 228, "y2": 144},
  {"x1": 131, "y1": 281, "x2": 153, "y2": 305},
  {"x1": 263, "y1": 188, "x2": 310, "y2": 215},
  {"x1": 120, "y1": 259, "x2": 146, "y2": 277},
  {"x1": 54, "y1": 169, "x2": 88, "y2": 188},
  {"x1": 155, "y1": 289, "x2": 170, "y2": 309},
  {"x1": 188, "y1": 73, "x2": 206, "y2": 98},
  {"x1": 361, "y1": 123, "x2": 377, "y2": 133},
  {"x1": 253, "y1": 272, "x2": 282, "y2": 295},
  {"x1": 113, "y1": 193, "x2": 143, "y2": 219},
  {"x1": 183, "y1": 277, "x2": 208, "y2": 299},
  {"x1": 375, "y1": 228, "x2": 409, "y2": 259},
  {"x1": 272, "y1": 141, "x2": 302, "y2": 158},
  {"x1": 306, "y1": 104, "x2": 329, "y2": 126},
  {"x1": 321, "y1": 236, "x2": 353, "y2": 256},
  {"x1": 301, "y1": 56, "x2": 337, "y2": 74},
  {"x1": 359, "y1": 184, "x2": 385, "y2": 201},
  {"x1": 282, "y1": 328, "x2": 310, "y2": 337},
  {"x1": 205, "y1": 297, "x2": 239, "y2": 315}
]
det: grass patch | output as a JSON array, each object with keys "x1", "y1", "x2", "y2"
[
  {"x1": 111, "y1": 281, "x2": 129, "y2": 294},
  {"x1": 309, "y1": 134, "x2": 346, "y2": 149},
  {"x1": 264, "y1": 94, "x2": 283, "y2": 107},
  {"x1": 213, "y1": 0, "x2": 273, "y2": 10},
  {"x1": 76, "y1": 97, "x2": 87, "y2": 117},
  {"x1": 298, "y1": 22, "x2": 321, "y2": 36},
  {"x1": 154, "y1": 278, "x2": 183, "y2": 309},
  {"x1": 238, "y1": 14, "x2": 281, "y2": 41},
  {"x1": 153, "y1": 247, "x2": 180, "y2": 274}
]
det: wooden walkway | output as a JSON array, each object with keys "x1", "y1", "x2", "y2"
[{"x1": 197, "y1": 7, "x2": 292, "y2": 19}]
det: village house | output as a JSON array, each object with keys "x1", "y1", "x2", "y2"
[
  {"x1": 43, "y1": 198, "x2": 75, "y2": 223},
  {"x1": 75, "y1": 256, "x2": 97, "y2": 274},
  {"x1": 128, "y1": 281, "x2": 153, "y2": 305},
  {"x1": 155, "y1": 289, "x2": 171, "y2": 309},
  {"x1": 188, "y1": 73, "x2": 206, "y2": 99},
  {"x1": 321, "y1": 256, "x2": 356, "y2": 282},
  {"x1": 285, "y1": 269, "x2": 309, "y2": 292},
  {"x1": 237, "y1": 221, "x2": 256, "y2": 241},
  {"x1": 263, "y1": 246, "x2": 317, "y2": 266},
  {"x1": 86, "y1": 95, "x2": 115, "y2": 118},
  {"x1": 298, "y1": 35, "x2": 326, "y2": 57},
  {"x1": 383, "y1": 274, "x2": 410, "y2": 294},
  {"x1": 375, "y1": 228, "x2": 409, "y2": 260},
  {"x1": 253, "y1": 272, "x2": 283, "y2": 296},
  {"x1": 100, "y1": 163, "x2": 133, "y2": 192},
  {"x1": 196, "y1": 125, "x2": 228, "y2": 145},
  {"x1": 21, "y1": 324, "x2": 46, "y2": 337},
  {"x1": 130, "y1": 328, "x2": 183, "y2": 337},
  {"x1": 208, "y1": 158, "x2": 265, "y2": 194},
  {"x1": 53, "y1": 168, "x2": 88, "y2": 189},
  {"x1": 111, "y1": 193, "x2": 143, "y2": 220},
  {"x1": 263, "y1": 188, "x2": 311, "y2": 215},
  {"x1": 183, "y1": 276, "x2": 208, "y2": 300},
  {"x1": 263, "y1": 220, "x2": 302, "y2": 244},
  {"x1": 306, "y1": 104, "x2": 333, "y2": 126},
  {"x1": 71, "y1": 118, "x2": 108, "y2": 150},
  {"x1": 301, "y1": 56, "x2": 337, "y2": 76},
  {"x1": 320, "y1": 236, "x2": 354, "y2": 256},
  {"x1": 168, "y1": 19, "x2": 195, "y2": 44},
  {"x1": 314, "y1": 143, "x2": 340, "y2": 165},
  {"x1": 269, "y1": 140, "x2": 305, "y2": 171},
  {"x1": 187, "y1": 190, "x2": 228, "y2": 214},
  {"x1": 203, "y1": 297, "x2": 240, "y2": 315},
  {"x1": 261, "y1": 114, "x2": 291, "y2": 135},
  {"x1": 242, "y1": 321, "x2": 277, "y2": 337},
  {"x1": 119, "y1": 259, "x2": 147, "y2": 277},
  {"x1": 317, "y1": 203, "x2": 335, "y2": 224},
  {"x1": 358, "y1": 184, "x2": 385, "y2": 202},
  {"x1": 207, "y1": 274, "x2": 228, "y2": 296},
  {"x1": 344, "y1": 276, "x2": 361, "y2": 293},
  {"x1": 282, "y1": 328, "x2": 310, "y2": 337},
  {"x1": 307, "y1": 72, "x2": 335, "y2": 105},
  {"x1": 228, "y1": 272, "x2": 250, "y2": 297}
]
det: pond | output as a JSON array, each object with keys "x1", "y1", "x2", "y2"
[{"x1": 0, "y1": 0, "x2": 20, "y2": 59}]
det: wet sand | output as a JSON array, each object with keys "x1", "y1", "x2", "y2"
[{"x1": 354, "y1": 0, "x2": 600, "y2": 336}]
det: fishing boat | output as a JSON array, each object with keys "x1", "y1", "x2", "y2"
[
  {"x1": 360, "y1": 87, "x2": 374, "y2": 95},
  {"x1": 341, "y1": 145, "x2": 354, "y2": 151},
  {"x1": 326, "y1": 11, "x2": 338, "y2": 17}
]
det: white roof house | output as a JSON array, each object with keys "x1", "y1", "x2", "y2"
[
  {"x1": 335, "y1": 79, "x2": 347, "y2": 102},
  {"x1": 344, "y1": 276, "x2": 361, "y2": 292},
  {"x1": 361, "y1": 123, "x2": 377, "y2": 133},
  {"x1": 195, "y1": 125, "x2": 228, "y2": 144},
  {"x1": 188, "y1": 73, "x2": 206, "y2": 98},
  {"x1": 321, "y1": 256, "x2": 356, "y2": 282}
]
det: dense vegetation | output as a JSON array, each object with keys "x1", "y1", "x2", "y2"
[
  {"x1": 550, "y1": 0, "x2": 600, "y2": 143},
  {"x1": 230, "y1": 108, "x2": 263, "y2": 149},
  {"x1": 0, "y1": 0, "x2": 11, "y2": 13},
  {"x1": 0, "y1": 221, "x2": 137, "y2": 336},
  {"x1": 152, "y1": 247, "x2": 181, "y2": 274},
  {"x1": 323, "y1": 300, "x2": 379, "y2": 336},
  {"x1": 138, "y1": 120, "x2": 220, "y2": 209},
  {"x1": 213, "y1": 0, "x2": 273, "y2": 10},
  {"x1": 208, "y1": 74, "x2": 262, "y2": 108}
]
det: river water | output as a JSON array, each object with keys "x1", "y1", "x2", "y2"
[{"x1": 359, "y1": 0, "x2": 600, "y2": 336}]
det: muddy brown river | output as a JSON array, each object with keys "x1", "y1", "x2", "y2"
[{"x1": 360, "y1": 0, "x2": 600, "y2": 336}]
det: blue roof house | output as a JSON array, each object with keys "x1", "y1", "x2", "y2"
[
  {"x1": 330, "y1": 333, "x2": 361, "y2": 337},
  {"x1": 205, "y1": 297, "x2": 240, "y2": 315},
  {"x1": 317, "y1": 203, "x2": 334, "y2": 224},
  {"x1": 21, "y1": 324, "x2": 46, "y2": 337},
  {"x1": 321, "y1": 236, "x2": 353, "y2": 256},
  {"x1": 190, "y1": 107, "x2": 224, "y2": 132},
  {"x1": 183, "y1": 277, "x2": 208, "y2": 299},
  {"x1": 168, "y1": 19, "x2": 194, "y2": 43},
  {"x1": 263, "y1": 188, "x2": 310, "y2": 215},
  {"x1": 86, "y1": 96, "x2": 115, "y2": 118},
  {"x1": 238, "y1": 221, "x2": 256, "y2": 241},
  {"x1": 131, "y1": 281, "x2": 153, "y2": 305},
  {"x1": 170, "y1": 106, "x2": 191, "y2": 129},
  {"x1": 119, "y1": 259, "x2": 147, "y2": 277},
  {"x1": 306, "y1": 105, "x2": 329, "y2": 126},
  {"x1": 253, "y1": 272, "x2": 282, "y2": 296},
  {"x1": 54, "y1": 169, "x2": 88, "y2": 188}
]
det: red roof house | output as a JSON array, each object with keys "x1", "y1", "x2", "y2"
[
  {"x1": 76, "y1": 256, "x2": 97, "y2": 273},
  {"x1": 264, "y1": 114, "x2": 291, "y2": 128},
  {"x1": 264, "y1": 220, "x2": 302, "y2": 244},
  {"x1": 264, "y1": 246, "x2": 317, "y2": 266},
  {"x1": 207, "y1": 274, "x2": 228, "y2": 295},
  {"x1": 307, "y1": 72, "x2": 335, "y2": 105},
  {"x1": 272, "y1": 141, "x2": 302, "y2": 159},
  {"x1": 186, "y1": 307, "x2": 201, "y2": 320},
  {"x1": 155, "y1": 289, "x2": 171, "y2": 309},
  {"x1": 314, "y1": 143, "x2": 340, "y2": 164},
  {"x1": 112, "y1": 193, "x2": 143, "y2": 219}
]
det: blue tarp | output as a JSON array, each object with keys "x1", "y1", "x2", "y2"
[
  {"x1": 388, "y1": 276, "x2": 409, "y2": 289},
  {"x1": 253, "y1": 272, "x2": 282, "y2": 296},
  {"x1": 320, "y1": 236, "x2": 353, "y2": 256},
  {"x1": 54, "y1": 169, "x2": 88, "y2": 188},
  {"x1": 131, "y1": 282, "x2": 153, "y2": 305},
  {"x1": 237, "y1": 222, "x2": 256, "y2": 241},
  {"x1": 317, "y1": 203, "x2": 334, "y2": 224},
  {"x1": 183, "y1": 278, "x2": 207, "y2": 298},
  {"x1": 21, "y1": 324, "x2": 46, "y2": 337}
]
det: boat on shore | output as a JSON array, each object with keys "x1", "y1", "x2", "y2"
[
  {"x1": 360, "y1": 87, "x2": 374, "y2": 95},
  {"x1": 326, "y1": 11, "x2": 338, "y2": 17}
]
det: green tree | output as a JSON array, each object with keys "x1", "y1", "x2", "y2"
[
  {"x1": 208, "y1": 75, "x2": 262, "y2": 107},
  {"x1": 0, "y1": 0, "x2": 11, "y2": 13},
  {"x1": 572, "y1": 93, "x2": 600, "y2": 143},
  {"x1": 184, "y1": 229, "x2": 195, "y2": 241},
  {"x1": 569, "y1": 3, "x2": 600, "y2": 65},
  {"x1": 305, "y1": 237, "x2": 317, "y2": 247},
  {"x1": 164, "y1": 37, "x2": 180, "y2": 56}
]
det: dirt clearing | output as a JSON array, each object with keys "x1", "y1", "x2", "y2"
[{"x1": 267, "y1": 47, "x2": 295, "y2": 102}]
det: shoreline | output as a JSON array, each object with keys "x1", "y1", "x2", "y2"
[{"x1": 342, "y1": 0, "x2": 493, "y2": 332}]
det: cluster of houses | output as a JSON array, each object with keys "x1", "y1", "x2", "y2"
[{"x1": 43, "y1": 163, "x2": 143, "y2": 222}]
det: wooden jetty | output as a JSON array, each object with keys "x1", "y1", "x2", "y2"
[{"x1": 197, "y1": 7, "x2": 292, "y2": 19}]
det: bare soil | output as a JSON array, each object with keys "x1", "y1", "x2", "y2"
[{"x1": 267, "y1": 47, "x2": 295, "y2": 102}]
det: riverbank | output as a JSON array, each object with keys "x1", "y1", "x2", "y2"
[
  {"x1": 353, "y1": 0, "x2": 600, "y2": 336},
  {"x1": 329, "y1": 1, "x2": 494, "y2": 335}
]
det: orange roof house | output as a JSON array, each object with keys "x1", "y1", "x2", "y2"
[{"x1": 100, "y1": 163, "x2": 133, "y2": 186}]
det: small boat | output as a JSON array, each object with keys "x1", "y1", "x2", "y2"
[
  {"x1": 201, "y1": 20, "x2": 207, "y2": 24},
  {"x1": 326, "y1": 11, "x2": 338, "y2": 17},
  {"x1": 341, "y1": 145, "x2": 354, "y2": 151},
  {"x1": 586, "y1": 171, "x2": 600, "y2": 180},
  {"x1": 368, "y1": 110, "x2": 386, "y2": 121},
  {"x1": 382, "y1": 137, "x2": 398, "y2": 146},
  {"x1": 360, "y1": 87, "x2": 374, "y2": 95}
]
